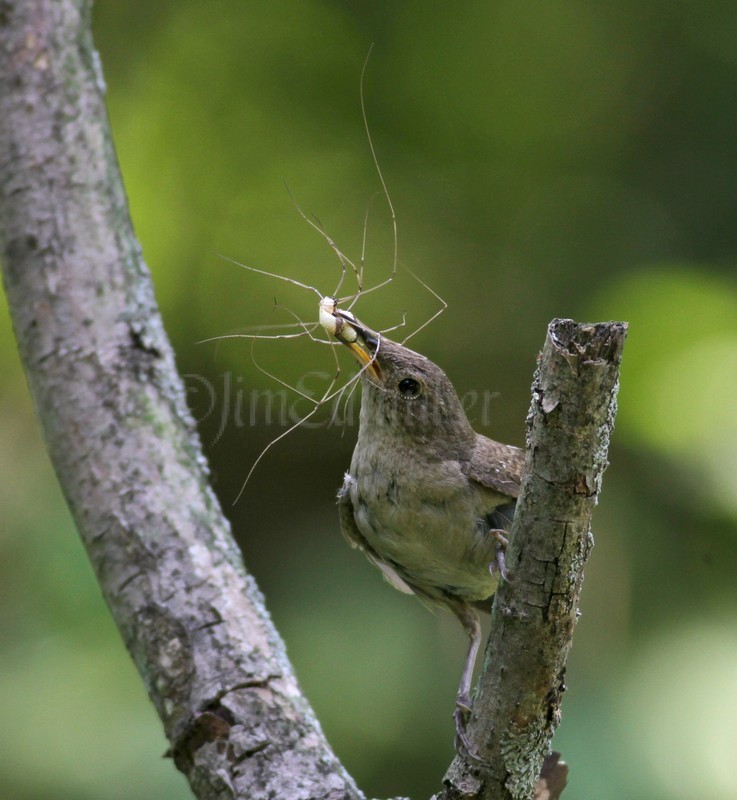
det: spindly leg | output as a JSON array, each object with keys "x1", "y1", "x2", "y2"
[{"x1": 449, "y1": 601, "x2": 482, "y2": 758}]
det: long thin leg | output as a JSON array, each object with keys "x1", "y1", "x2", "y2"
[{"x1": 449, "y1": 601, "x2": 482, "y2": 757}]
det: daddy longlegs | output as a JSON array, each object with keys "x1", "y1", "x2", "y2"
[{"x1": 202, "y1": 47, "x2": 447, "y2": 504}]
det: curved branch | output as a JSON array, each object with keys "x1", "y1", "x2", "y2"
[
  {"x1": 441, "y1": 319, "x2": 626, "y2": 800},
  {"x1": 0, "y1": 3, "x2": 364, "y2": 799}
]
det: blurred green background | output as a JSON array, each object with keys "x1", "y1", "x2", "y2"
[{"x1": 2, "y1": 1, "x2": 736, "y2": 798}]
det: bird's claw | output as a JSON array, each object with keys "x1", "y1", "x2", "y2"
[
  {"x1": 454, "y1": 696, "x2": 474, "y2": 756},
  {"x1": 454, "y1": 695, "x2": 490, "y2": 764},
  {"x1": 489, "y1": 529, "x2": 512, "y2": 582}
]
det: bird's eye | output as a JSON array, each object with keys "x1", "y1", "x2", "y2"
[{"x1": 397, "y1": 377, "x2": 422, "y2": 399}]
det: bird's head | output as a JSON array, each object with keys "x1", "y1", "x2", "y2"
[{"x1": 320, "y1": 298, "x2": 475, "y2": 451}]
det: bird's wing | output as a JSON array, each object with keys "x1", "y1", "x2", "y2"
[
  {"x1": 337, "y1": 473, "x2": 415, "y2": 596},
  {"x1": 337, "y1": 473, "x2": 366, "y2": 551},
  {"x1": 462, "y1": 434, "x2": 524, "y2": 499}
]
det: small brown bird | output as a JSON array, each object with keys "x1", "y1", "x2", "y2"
[{"x1": 320, "y1": 299, "x2": 524, "y2": 753}]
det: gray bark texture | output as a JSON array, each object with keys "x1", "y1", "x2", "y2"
[
  {"x1": 0, "y1": 2, "x2": 364, "y2": 799},
  {"x1": 0, "y1": 2, "x2": 625, "y2": 800},
  {"x1": 440, "y1": 320, "x2": 626, "y2": 800}
]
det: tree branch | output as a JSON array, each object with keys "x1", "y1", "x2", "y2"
[
  {"x1": 0, "y1": 3, "x2": 367, "y2": 799},
  {"x1": 441, "y1": 319, "x2": 626, "y2": 800}
]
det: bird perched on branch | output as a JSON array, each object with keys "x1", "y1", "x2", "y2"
[{"x1": 320, "y1": 298, "x2": 524, "y2": 754}]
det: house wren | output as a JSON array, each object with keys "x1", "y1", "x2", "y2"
[{"x1": 320, "y1": 298, "x2": 524, "y2": 753}]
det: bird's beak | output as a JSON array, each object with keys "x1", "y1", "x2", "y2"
[
  {"x1": 319, "y1": 298, "x2": 382, "y2": 384},
  {"x1": 343, "y1": 331, "x2": 382, "y2": 385}
]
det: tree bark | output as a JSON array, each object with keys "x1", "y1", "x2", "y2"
[
  {"x1": 0, "y1": 3, "x2": 625, "y2": 799},
  {"x1": 0, "y1": 3, "x2": 364, "y2": 799},
  {"x1": 440, "y1": 320, "x2": 626, "y2": 800}
]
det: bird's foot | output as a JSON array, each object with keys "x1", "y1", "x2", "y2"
[
  {"x1": 488, "y1": 529, "x2": 511, "y2": 582},
  {"x1": 453, "y1": 695, "x2": 474, "y2": 756},
  {"x1": 454, "y1": 694, "x2": 489, "y2": 764}
]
